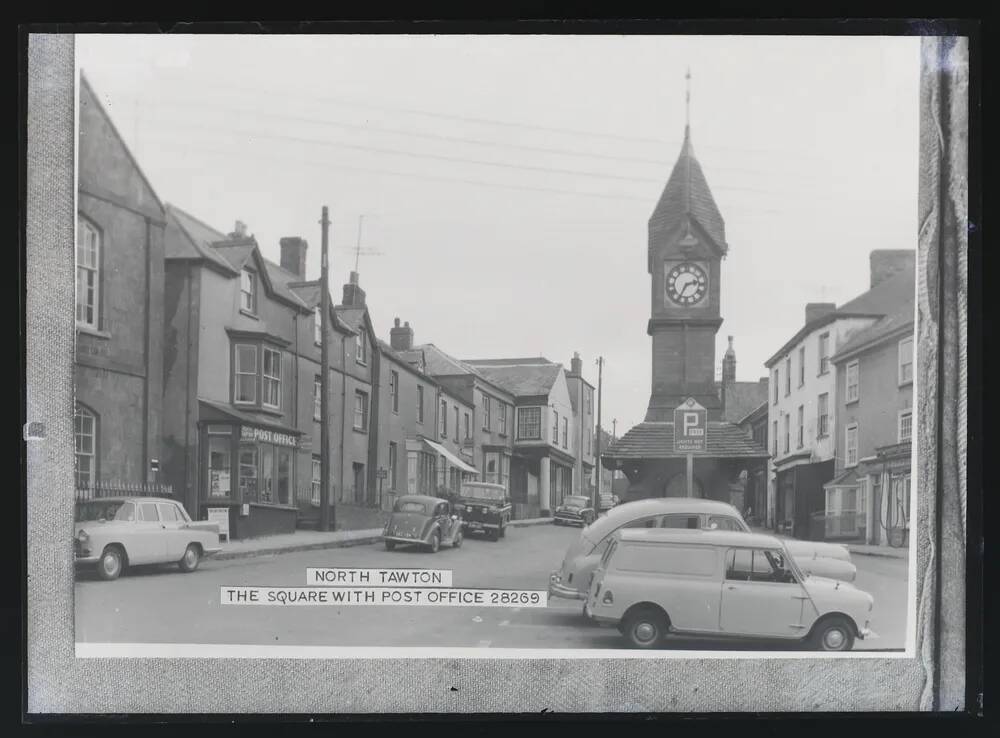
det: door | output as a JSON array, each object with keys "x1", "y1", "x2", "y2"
[
  {"x1": 131, "y1": 501, "x2": 166, "y2": 564},
  {"x1": 719, "y1": 548, "x2": 810, "y2": 639},
  {"x1": 353, "y1": 463, "x2": 366, "y2": 504},
  {"x1": 157, "y1": 502, "x2": 189, "y2": 560},
  {"x1": 436, "y1": 501, "x2": 456, "y2": 543}
]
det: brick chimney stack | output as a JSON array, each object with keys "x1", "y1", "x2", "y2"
[
  {"x1": 805, "y1": 302, "x2": 837, "y2": 324},
  {"x1": 279, "y1": 237, "x2": 308, "y2": 278},
  {"x1": 570, "y1": 352, "x2": 583, "y2": 376},
  {"x1": 870, "y1": 250, "x2": 916, "y2": 288},
  {"x1": 390, "y1": 317, "x2": 414, "y2": 351},
  {"x1": 230, "y1": 220, "x2": 248, "y2": 239},
  {"x1": 342, "y1": 271, "x2": 366, "y2": 307}
]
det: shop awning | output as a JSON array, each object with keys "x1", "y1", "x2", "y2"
[{"x1": 421, "y1": 438, "x2": 479, "y2": 475}]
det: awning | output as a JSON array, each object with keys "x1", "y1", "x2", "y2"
[{"x1": 421, "y1": 438, "x2": 480, "y2": 475}]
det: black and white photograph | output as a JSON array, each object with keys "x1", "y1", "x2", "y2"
[{"x1": 23, "y1": 25, "x2": 974, "y2": 715}]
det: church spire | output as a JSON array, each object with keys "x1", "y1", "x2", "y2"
[{"x1": 685, "y1": 66, "x2": 691, "y2": 135}]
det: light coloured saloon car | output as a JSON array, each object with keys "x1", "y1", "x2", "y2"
[
  {"x1": 584, "y1": 528, "x2": 876, "y2": 651},
  {"x1": 549, "y1": 498, "x2": 855, "y2": 601},
  {"x1": 74, "y1": 497, "x2": 222, "y2": 580}
]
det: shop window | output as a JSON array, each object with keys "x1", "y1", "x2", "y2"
[
  {"x1": 259, "y1": 446, "x2": 274, "y2": 503},
  {"x1": 239, "y1": 444, "x2": 259, "y2": 503},
  {"x1": 276, "y1": 448, "x2": 292, "y2": 505},
  {"x1": 76, "y1": 217, "x2": 100, "y2": 329},
  {"x1": 74, "y1": 403, "x2": 97, "y2": 489},
  {"x1": 208, "y1": 434, "x2": 232, "y2": 498}
]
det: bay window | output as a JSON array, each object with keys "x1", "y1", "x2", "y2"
[{"x1": 518, "y1": 407, "x2": 541, "y2": 440}]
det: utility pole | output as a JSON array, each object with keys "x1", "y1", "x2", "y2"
[
  {"x1": 594, "y1": 356, "x2": 604, "y2": 511},
  {"x1": 319, "y1": 206, "x2": 334, "y2": 532}
]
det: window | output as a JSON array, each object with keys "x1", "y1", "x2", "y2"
[
  {"x1": 311, "y1": 457, "x2": 321, "y2": 505},
  {"x1": 797, "y1": 405, "x2": 804, "y2": 448},
  {"x1": 261, "y1": 347, "x2": 282, "y2": 409},
  {"x1": 587, "y1": 389, "x2": 593, "y2": 414},
  {"x1": 234, "y1": 344, "x2": 258, "y2": 404},
  {"x1": 74, "y1": 404, "x2": 96, "y2": 488},
  {"x1": 499, "y1": 401, "x2": 508, "y2": 435},
  {"x1": 898, "y1": 409, "x2": 913, "y2": 443},
  {"x1": 239, "y1": 444, "x2": 259, "y2": 503},
  {"x1": 440, "y1": 399, "x2": 448, "y2": 437},
  {"x1": 454, "y1": 406, "x2": 459, "y2": 442},
  {"x1": 483, "y1": 396, "x2": 491, "y2": 431},
  {"x1": 707, "y1": 515, "x2": 746, "y2": 532},
  {"x1": 208, "y1": 434, "x2": 231, "y2": 497},
  {"x1": 354, "y1": 390, "x2": 369, "y2": 431},
  {"x1": 517, "y1": 407, "x2": 541, "y2": 440},
  {"x1": 798, "y1": 346, "x2": 806, "y2": 387},
  {"x1": 240, "y1": 269, "x2": 257, "y2": 313},
  {"x1": 464, "y1": 412, "x2": 471, "y2": 440},
  {"x1": 772, "y1": 420, "x2": 778, "y2": 456},
  {"x1": 773, "y1": 369, "x2": 779, "y2": 404},
  {"x1": 552, "y1": 410, "x2": 559, "y2": 443},
  {"x1": 388, "y1": 442, "x2": 398, "y2": 490},
  {"x1": 313, "y1": 306, "x2": 322, "y2": 345},
  {"x1": 313, "y1": 376, "x2": 322, "y2": 421},
  {"x1": 846, "y1": 360, "x2": 860, "y2": 403},
  {"x1": 661, "y1": 515, "x2": 700, "y2": 529},
  {"x1": 784, "y1": 357, "x2": 791, "y2": 396},
  {"x1": 355, "y1": 333, "x2": 367, "y2": 364},
  {"x1": 845, "y1": 423, "x2": 859, "y2": 467},
  {"x1": 158, "y1": 502, "x2": 180, "y2": 523},
  {"x1": 138, "y1": 502, "x2": 160, "y2": 522},
  {"x1": 586, "y1": 427, "x2": 592, "y2": 455},
  {"x1": 783, "y1": 414, "x2": 790, "y2": 453},
  {"x1": 417, "y1": 386, "x2": 424, "y2": 423},
  {"x1": 726, "y1": 548, "x2": 795, "y2": 583},
  {"x1": 390, "y1": 371, "x2": 399, "y2": 413},
  {"x1": 899, "y1": 336, "x2": 914, "y2": 385},
  {"x1": 818, "y1": 393, "x2": 830, "y2": 437},
  {"x1": 818, "y1": 333, "x2": 831, "y2": 375},
  {"x1": 76, "y1": 218, "x2": 100, "y2": 328},
  {"x1": 562, "y1": 417, "x2": 568, "y2": 448}
]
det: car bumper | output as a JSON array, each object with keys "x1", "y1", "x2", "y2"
[
  {"x1": 583, "y1": 602, "x2": 617, "y2": 625},
  {"x1": 463, "y1": 521, "x2": 500, "y2": 530},
  {"x1": 548, "y1": 572, "x2": 587, "y2": 600},
  {"x1": 858, "y1": 627, "x2": 878, "y2": 641},
  {"x1": 202, "y1": 547, "x2": 222, "y2": 557},
  {"x1": 383, "y1": 535, "x2": 427, "y2": 545},
  {"x1": 74, "y1": 555, "x2": 101, "y2": 566},
  {"x1": 553, "y1": 514, "x2": 585, "y2": 524}
]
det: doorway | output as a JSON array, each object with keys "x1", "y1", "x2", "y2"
[{"x1": 353, "y1": 463, "x2": 365, "y2": 504}]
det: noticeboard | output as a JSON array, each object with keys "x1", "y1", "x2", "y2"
[{"x1": 673, "y1": 398, "x2": 707, "y2": 453}]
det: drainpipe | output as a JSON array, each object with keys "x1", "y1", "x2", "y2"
[
  {"x1": 340, "y1": 331, "x2": 347, "y2": 510},
  {"x1": 184, "y1": 263, "x2": 193, "y2": 513},
  {"x1": 143, "y1": 216, "x2": 151, "y2": 481}
]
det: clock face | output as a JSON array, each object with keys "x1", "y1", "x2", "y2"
[{"x1": 665, "y1": 262, "x2": 709, "y2": 306}]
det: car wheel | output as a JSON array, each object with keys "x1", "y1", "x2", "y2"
[
  {"x1": 428, "y1": 531, "x2": 441, "y2": 553},
  {"x1": 178, "y1": 544, "x2": 201, "y2": 573},
  {"x1": 809, "y1": 616, "x2": 855, "y2": 652},
  {"x1": 498, "y1": 523, "x2": 506, "y2": 539},
  {"x1": 97, "y1": 545, "x2": 124, "y2": 581},
  {"x1": 487, "y1": 528, "x2": 498, "y2": 542},
  {"x1": 453, "y1": 530, "x2": 463, "y2": 549},
  {"x1": 622, "y1": 607, "x2": 669, "y2": 649},
  {"x1": 385, "y1": 539, "x2": 395, "y2": 551}
]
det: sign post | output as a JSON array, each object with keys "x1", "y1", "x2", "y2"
[
  {"x1": 376, "y1": 467, "x2": 387, "y2": 507},
  {"x1": 673, "y1": 398, "x2": 707, "y2": 498}
]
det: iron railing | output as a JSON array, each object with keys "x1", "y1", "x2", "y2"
[{"x1": 75, "y1": 481, "x2": 175, "y2": 502}]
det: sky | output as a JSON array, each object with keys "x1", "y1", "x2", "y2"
[{"x1": 76, "y1": 34, "x2": 920, "y2": 434}]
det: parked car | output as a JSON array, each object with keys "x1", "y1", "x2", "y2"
[
  {"x1": 548, "y1": 498, "x2": 855, "y2": 600},
  {"x1": 74, "y1": 497, "x2": 222, "y2": 581},
  {"x1": 598, "y1": 493, "x2": 620, "y2": 512},
  {"x1": 584, "y1": 528, "x2": 875, "y2": 651},
  {"x1": 453, "y1": 482, "x2": 511, "y2": 541},
  {"x1": 554, "y1": 495, "x2": 597, "y2": 527},
  {"x1": 383, "y1": 495, "x2": 463, "y2": 553}
]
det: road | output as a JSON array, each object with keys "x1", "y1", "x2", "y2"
[{"x1": 75, "y1": 524, "x2": 910, "y2": 651}]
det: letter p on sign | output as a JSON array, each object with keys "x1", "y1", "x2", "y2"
[{"x1": 683, "y1": 412, "x2": 699, "y2": 435}]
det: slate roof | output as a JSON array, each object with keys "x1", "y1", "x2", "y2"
[
  {"x1": 736, "y1": 400, "x2": 769, "y2": 427},
  {"x1": 286, "y1": 281, "x2": 355, "y2": 335},
  {"x1": 649, "y1": 128, "x2": 727, "y2": 254},
  {"x1": 602, "y1": 422, "x2": 770, "y2": 460},
  {"x1": 464, "y1": 361, "x2": 564, "y2": 399},
  {"x1": 721, "y1": 381, "x2": 769, "y2": 424},
  {"x1": 378, "y1": 340, "x2": 436, "y2": 383},
  {"x1": 464, "y1": 357, "x2": 553, "y2": 366},
  {"x1": 413, "y1": 344, "x2": 483, "y2": 378},
  {"x1": 831, "y1": 278, "x2": 915, "y2": 362}
]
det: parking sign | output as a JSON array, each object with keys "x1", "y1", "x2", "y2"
[{"x1": 673, "y1": 398, "x2": 707, "y2": 453}]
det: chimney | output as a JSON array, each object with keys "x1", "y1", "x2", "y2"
[
  {"x1": 570, "y1": 352, "x2": 583, "y2": 376},
  {"x1": 390, "y1": 317, "x2": 414, "y2": 351},
  {"x1": 722, "y1": 336, "x2": 736, "y2": 384},
  {"x1": 279, "y1": 237, "x2": 308, "y2": 278},
  {"x1": 870, "y1": 250, "x2": 916, "y2": 288},
  {"x1": 805, "y1": 302, "x2": 837, "y2": 324},
  {"x1": 230, "y1": 220, "x2": 248, "y2": 239},
  {"x1": 342, "y1": 270, "x2": 366, "y2": 307}
]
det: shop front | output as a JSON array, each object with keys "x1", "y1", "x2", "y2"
[{"x1": 198, "y1": 400, "x2": 301, "y2": 539}]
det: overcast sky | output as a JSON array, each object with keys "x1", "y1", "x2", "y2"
[{"x1": 76, "y1": 34, "x2": 920, "y2": 433}]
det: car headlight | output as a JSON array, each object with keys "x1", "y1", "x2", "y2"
[{"x1": 76, "y1": 529, "x2": 89, "y2": 542}]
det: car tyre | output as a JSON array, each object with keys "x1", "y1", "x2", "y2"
[
  {"x1": 178, "y1": 544, "x2": 201, "y2": 573},
  {"x1": 385, "y1": 539, "x2": 395, "y2": 551},
  {"x1": 808, "y1": 616, "x2": 855, "y2": 652},
  {"x1": 498, "y1": 522, "x2": 506, "y2": 539},
  {"x1": 453, "y1": 531, "x2": 463, "y2": 549},
  {"x1": 428, "y1": 531, "x2": 441, "y2": 554},
  {"x1": 97, "y1": 545, "x2": 124, "y2": 581},
  {"x1": 487, "y1": 528, "x2": 499, "y2": 542},
  {"x1": 622, "y1": 607, "x2": 669, "y2": 650}
]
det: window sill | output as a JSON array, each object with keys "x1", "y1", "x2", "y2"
[
  {"x1": 77, "y1": 324, "x2": 111, "y2": 340},
  {"x1": 898, "y1": 379, "x2": 913, "y2": 388},
  {"x1": 257, "y1": 405, "x2": 284, "y2": 417},
  {"x1": 845, "y1": 398, "x2": 859, "y2": 407},
  {"x1": 498, "y1": 433, "x2": 508, "y2": 439},
  {"x1": 239, "y1": 309, "x2": 260, "y2": 321},
  {"x1": 353, "y1": 427, "x2": 368, "y2": 435}
]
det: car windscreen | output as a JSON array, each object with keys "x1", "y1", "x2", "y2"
[
  {"x1": 394, "y1": 501, "x2": 429, "y2": 514},
  {"x1": 563, "y1": 496, "x2": 590, "y2": 508},
  {"x1": 461, "y1": 486, "x2": 505, "y2": 502},
  {"x1": 75, "y1": 500, "x2": 130, "y2": 522}
]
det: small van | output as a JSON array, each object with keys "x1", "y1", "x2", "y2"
[{"x1": 584, "y1": 528, "x2": 875, "y2": 651}]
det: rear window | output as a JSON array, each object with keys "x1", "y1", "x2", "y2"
[
  {"x1": 75, "y1": 500, "x2": 133, "y2": 522},
  {"x1": 610, "y1": 543, "x2": 717, "y2": 577},
  {"x1": 394, "y1": 501, "x2": 428, "y2": 514}
]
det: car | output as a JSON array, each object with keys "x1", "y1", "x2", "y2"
[
  {"x1": 453, "y1": 482, "x2": 511, "y2": 541},
  {"x1": 553, "y1": 495, "x2": 597, "y2": 527},
  {"x1": 383, "y1": 495, "x2": 464, "y2": 553},
  {"x1": 584, "y1": 528, "x2": 876, "y2": 651},
  {"x1": 598, "y1": 493, "x2": 620, "y2": 512},
  {"x1": 548, "y1": 498, "x2": 856, "y2": 601},
  {"x1": 74, "y1": 497, "x2": 222, "y2": 581}
]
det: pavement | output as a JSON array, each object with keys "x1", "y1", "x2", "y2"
[
  {"x1": 750, "y1": 526, "x2": 909, "y2": 560},
  {"x1": 75, "y1": 522, "x2": 910, "y2": 651}
]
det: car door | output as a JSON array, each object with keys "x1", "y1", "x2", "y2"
[
  {"x1": 131, "y1": 501, "x2": 167, "y2": 564},
  {"x1": 157, "y1": 502, "x2": 188, "y2": 561},
  {"x1": 719, "y1": 547, "x2": 810, "y2": 639},
  {"x1": 438, "y1": 502, "x2": 455, "y2": 543}
]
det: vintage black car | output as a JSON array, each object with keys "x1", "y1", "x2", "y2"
[
  {"x1": 553, "y1": 495, "x2": 597, "y2": 527},
  {"x1": 453, "y1": 482, "x2": 511, "y2": 541},
  {"x1": 383, "y1": 495, "x2": 463, "y2": 553}
]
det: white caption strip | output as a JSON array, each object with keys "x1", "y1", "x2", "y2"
[
  {"x1": 305, "y1": 568, "x2": 453, "y2": 587},
  {"x1": 221, "y1": 586, "x2": 547, "y2": 607}
]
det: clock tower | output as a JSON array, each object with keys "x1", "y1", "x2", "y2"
[{"x1": 646, "y1": 73, "x2": 728, "y2": 422}]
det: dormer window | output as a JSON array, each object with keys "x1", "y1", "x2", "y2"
[
  {"x1": 355, "y1": 332, "x2": 367, "y2": 365},
  {"x1": 240, "y1": 269, "x2": 257, "y2": 313}
]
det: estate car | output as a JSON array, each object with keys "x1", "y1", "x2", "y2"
[{"x1": 453, "y1": 482, "x2": 511, "y2": 541}]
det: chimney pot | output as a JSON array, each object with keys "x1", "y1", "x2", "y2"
[
  {"x1": 349, "y1": 271, "x2": 359, "y2": 285},
  {"x1": 233, "y1": 220, "x2": 247, "y2": 238},
  {"x1": 394, "y1": 317, "x2": 401, "y2": 327}
]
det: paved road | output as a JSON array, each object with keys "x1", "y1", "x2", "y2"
[{"x1": 75, "y1": 524, "x2": 909, "y2": 651}]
